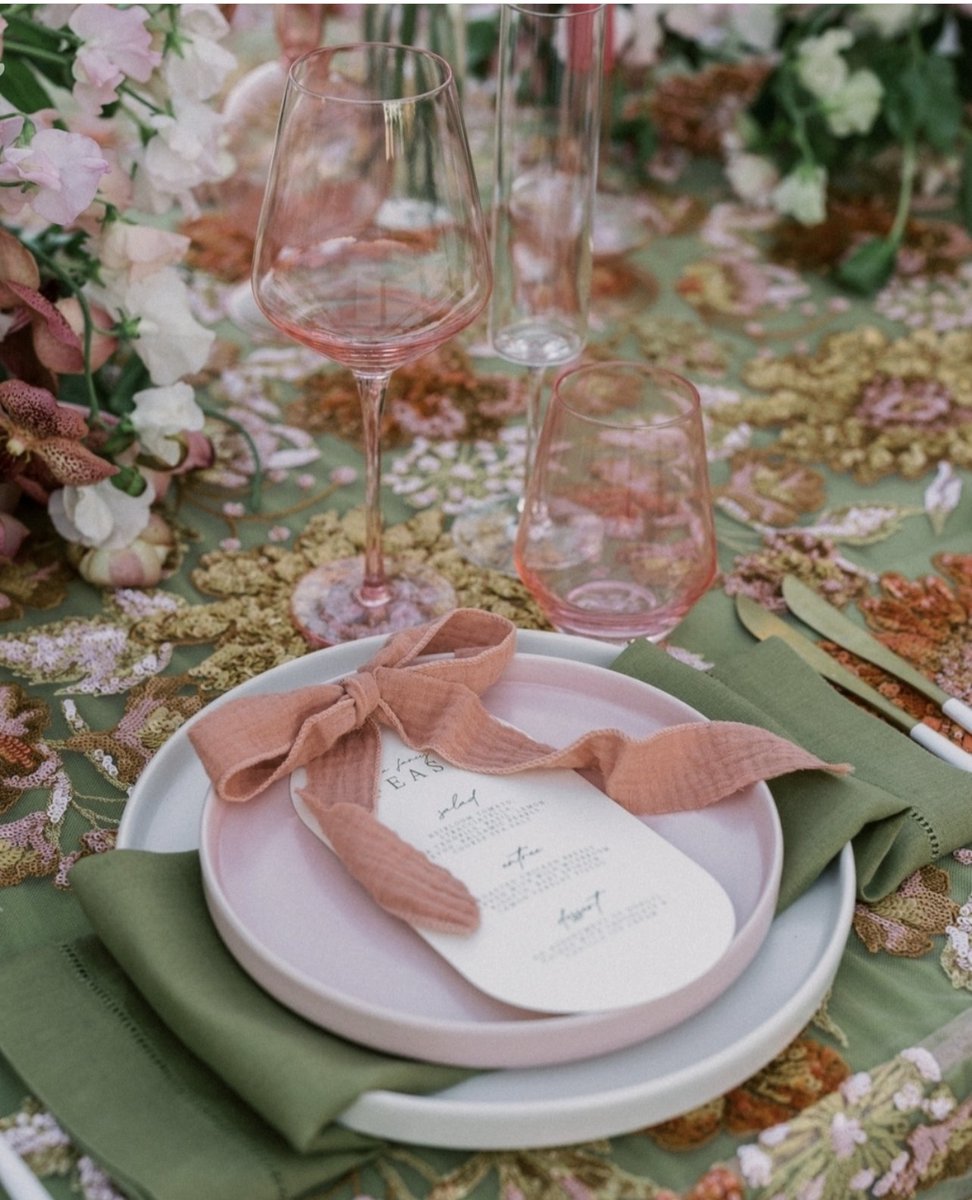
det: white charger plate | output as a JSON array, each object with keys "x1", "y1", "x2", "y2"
[{"x1": 118, "y1": 629, "x2": 855, "y2": 1149}]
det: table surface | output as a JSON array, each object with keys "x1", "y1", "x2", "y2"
[{"x1": 2, "y1": 8, "x2": 972, "y2": 1200}]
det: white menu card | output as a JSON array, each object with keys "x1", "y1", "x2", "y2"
[{"x1": 292, "y1": 730, "x2": 736, "y2": 1013}]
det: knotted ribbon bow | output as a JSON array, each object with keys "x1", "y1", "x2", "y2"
[{"x1": 190, "y1": 608, "x2": 849, "y2": 934}]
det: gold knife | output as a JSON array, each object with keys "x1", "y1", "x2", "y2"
[
  {"x1": 735, "y1": 594, "x2": 972, "y2": 771},
  {"x1": 782, "y1": 575, "x2": 972, "y2": 735}
]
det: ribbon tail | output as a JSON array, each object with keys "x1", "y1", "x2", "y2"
[
  {"x1": 315, "y1": 803, "x2": 480, "y2": 935},
  {"x1": 588, "y1": 721, "x2": 852, "y2": 814}
]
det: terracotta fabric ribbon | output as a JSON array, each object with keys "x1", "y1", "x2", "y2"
[{"x1": 190, "y1": 608, "x2": 850, "y2": 934}]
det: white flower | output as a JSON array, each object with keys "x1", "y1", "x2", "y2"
[
  {"x1": 830, "y1": 1112, "x2": 867, "y2": 1159},
  {"x1": 825, "y1": 69, "x2": 884, "y2": 137},
  {"x1": 130, "y1": 382, "x2": 205, "y2": 466},
  {"x1": 132, "y1": 99, "x2": 233, "y2": 217},
  {"x1": 738, "y1": 1144, "x2": 773, "y2": 1187},
  {"x1": 893, "y1": 1081, "x2": 924, "y2": 1111},
  {"x1": 123, "y1": 267, "x2": 215, "y2": 384},
  {"x1": 795, "y1": 29, "x2": 853, "y2": 99},
  {"x1": 900, "y1": 1046, "x2": 941, "y2": 1082},
  {"x1": 849, "y1": 1168, "x2": 877, "y2": 1192},
  {"x1": 49, "y1": 478, "x2": 154, "y2": 550},
  {"x1": 772, "y1": 164, "x2": 828, "y2": 225},
  {"x1": 612, "y1": 5, "x2": 663, "y2": 67},
  {"x1": 98, "y1": 224, "x2": 191, "y2": 284},
  {"x1": 726, "y1": 152, "x2": 780, "y2": 205},
  {"x1": 926, "y1": 1094, "x2": 955, "y2": 1119},
  {"x1": 163, "y1": 6, "x2": 235, "y2": 101}
]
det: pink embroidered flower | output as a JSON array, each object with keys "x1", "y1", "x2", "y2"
[
  {"x1": 856, "y1": 375, "x2": 958, "y2": 430},
  {"x1": 68, "y1": 4, "x2": 161, "y2": 113},
  {"x1": 0, "y1": 128, "x2": 109, "y2": 225}
]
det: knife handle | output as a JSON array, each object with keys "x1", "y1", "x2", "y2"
[
  {"x1": 909, "y1": 722, "x2": 972, "y2": 772},
  {"x1": 942, "y1": 697, "x2": 972, "y2": 736}
]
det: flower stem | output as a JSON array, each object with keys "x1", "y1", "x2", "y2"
[
  {"x1": 888, "y1": 137, "x2": 917, "y2": 248},
  {"x1": 0, "y1": 39, "x2": 70, "y2": 66}
]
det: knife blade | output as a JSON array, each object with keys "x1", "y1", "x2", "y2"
[
  {"x1": 735, "y1": 594, "x2": 972, "y2": 771},
  {"x1": 782, "y1": 575, "x2": 972, "y2": 735}
]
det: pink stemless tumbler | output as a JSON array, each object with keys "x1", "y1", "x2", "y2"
[{"x1": 514, "y1": 361, "x2": 717, "y2": 643}]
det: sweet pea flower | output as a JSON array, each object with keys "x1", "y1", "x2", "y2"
[
  {"x1": 772, "y1": 163, "x2": 828, "y2": 225},
  {"x1": 69, "y1": 4, "x2": 161, "y2": 113},
  {"x1": 132, "y1": 99, "x2": 233, "y2": 217},
  {"x1": 122, "y1": 267, "x2": 215, "y2": 384},
  {"x1": 795, "y1": 29, "x2": 853, "y2": 100},
  {"x1": 98, "y1": 223, "x2": 191, "y2": 284},
  {"x1": 825, "y1": 69, "x2": 884, "y2": 137},
  {"x1": 130, "y1": 382, "x2": 205, "y2": 467},
  {"x1": 49, "y1": 477, "x2": 154, "y2": 550},
  {"x1": 0, "y1": 128, "x2": 109, "y2": 225},
  {"x1": 162, "y1": 6, "x2": 235, "y2": 102}
]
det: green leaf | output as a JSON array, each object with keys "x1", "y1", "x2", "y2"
[
  {"x1": 110, "y1": 466, "x2": 148, "y2": 497},
  {"x1": 835, "y1": 237, "x2": 898, "y2": 295},
  {"x1": 0, "y1": 58, "x2": 52, "y2": 115},
  {"x1": 915, "y1": 57, "x2": 962, "y2": 151}
]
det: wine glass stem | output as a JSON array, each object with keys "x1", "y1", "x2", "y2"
[
  {"x1": 519, "y1": 364, "x2": 548, "y2": 514},
  {"x1": 355, "y1": 371, "x2": 393, "y2": 608}
]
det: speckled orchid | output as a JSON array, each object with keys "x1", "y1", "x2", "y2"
[{"x1": 0, "y1": 378, "x2": 116, "y2": 502}]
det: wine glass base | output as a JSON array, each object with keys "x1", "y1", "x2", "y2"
[
  {"x1": 290, "y1": 558, "x2": 456, "y2": 647},
  {"x1": 450, "y1": 503, "x2": 520, "y2": 576}
]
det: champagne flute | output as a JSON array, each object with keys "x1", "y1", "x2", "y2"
[
  {"x1": 514, "y1": 362, "x2": 717, "y2": 644},
  {"x1": 253, "y1": 43, "x2": 491, "y2": 644},
  {"x1": 451, "y1": 3, "x2": 604, "y2": 574}
]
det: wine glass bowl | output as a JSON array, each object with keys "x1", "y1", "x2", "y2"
[
  {"x1": 252, "y1": 43, "x2": 491, "y2": 643},
  {"x1": 514, "y1": 362, "x2": 717, "y2": 644}
]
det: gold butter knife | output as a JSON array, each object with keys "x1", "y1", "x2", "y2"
[
  {"x1": 782, "y1": 575, "x2": 972, "y2": 735},
  {"x1": 735, "y1": 594, "x2": 972, "y2": 771}
]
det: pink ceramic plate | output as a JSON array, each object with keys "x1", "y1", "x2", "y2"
[{"x1": 199, "y1": 653, "x2": 783, "y2": 1069}]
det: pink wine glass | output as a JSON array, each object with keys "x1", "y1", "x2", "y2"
[
  {"x1": 253, "y1": 43, "x2": 491, "y2": 644},
  {"x1": 514, "y1": 361, "x2": 717, "y2": 643}
]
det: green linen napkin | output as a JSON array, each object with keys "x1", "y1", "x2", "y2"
[
  {"x1": 0, "y1": 850, "x2": 469, "y2": 1200},
  {"x1": 1, "y1": 633, "x2": 970, "y2": 1200},
  {"x1": 613, "y1": 637, "x2": 972, "y2": 908}
]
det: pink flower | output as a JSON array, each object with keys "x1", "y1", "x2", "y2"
[
  {"x1": 69, "y1": 4, "x2": 161, "y2": 112},
  {"x1": 0, "y1": 128, "x2": 109, "y2": 225}
]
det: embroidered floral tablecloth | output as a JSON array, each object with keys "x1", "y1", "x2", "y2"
[{"x1": 4, "y1": 14, "x2": 972, "y2": 1200}]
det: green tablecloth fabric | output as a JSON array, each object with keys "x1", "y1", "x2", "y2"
[{"x1": 1, "y1": 632, "x2": 970, "y2": 1199}]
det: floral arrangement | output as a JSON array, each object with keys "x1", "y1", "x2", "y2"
[
  {"x1": 610, "y1": 3, "x2": 972, "y2": 293},
  {"x1": 0, "y1": 3, "x2": 237, "y2": 586}
]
